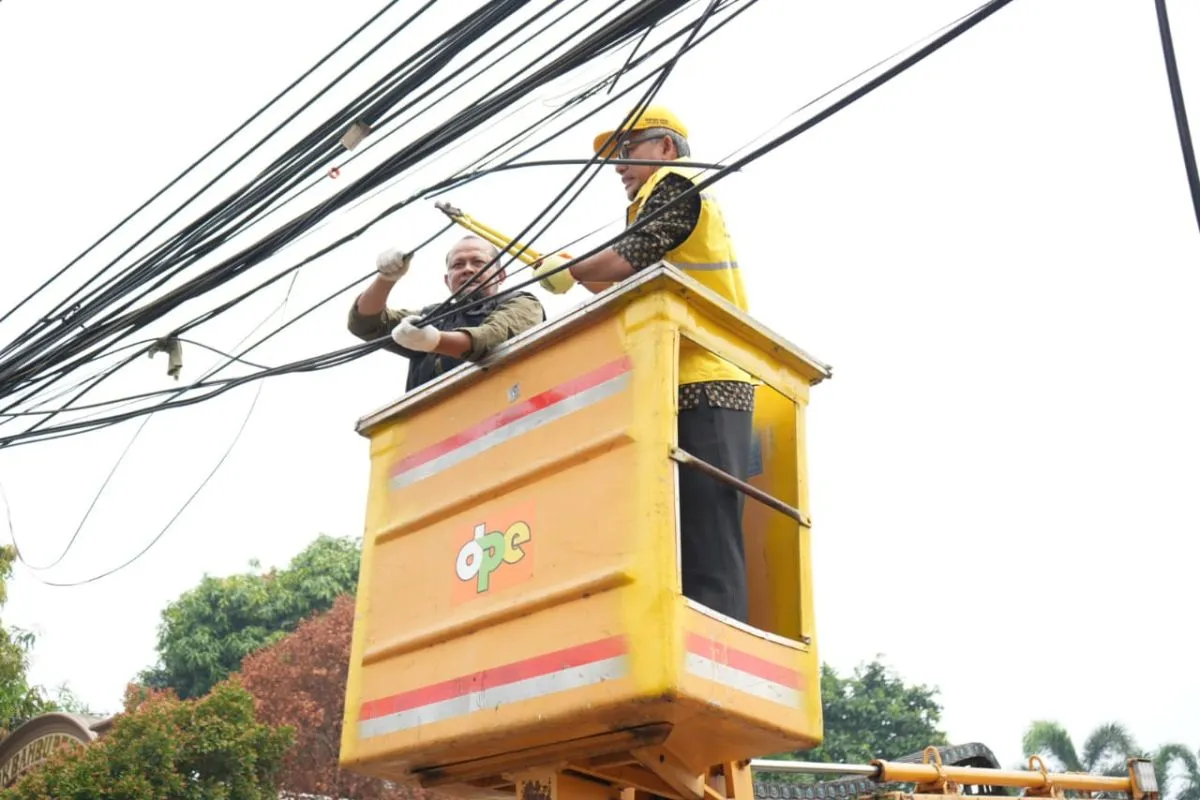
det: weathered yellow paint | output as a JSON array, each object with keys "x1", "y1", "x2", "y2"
[{"x1": 340, "y1": 267, "x2": 831, "y2": 790}]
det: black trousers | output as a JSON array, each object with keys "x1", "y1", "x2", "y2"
[{"x1": 677, "y1": 393, "x2": 753, "y2": 624}]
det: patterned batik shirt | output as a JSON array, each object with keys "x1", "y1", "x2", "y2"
[{"x1": 611, "y1": 172, "x2": 754, "y2": 413}]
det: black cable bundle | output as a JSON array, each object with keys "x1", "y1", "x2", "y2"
[
  {"x1": 0, "y1": 0, "x2": 1024, "y2": 452},
  {"x1": 0, "y1": 0, "x2": 1026, "y2": 584}
]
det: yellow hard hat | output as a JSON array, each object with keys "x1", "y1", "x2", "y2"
[{"x1": 592, "y1": 105, "x2": 689, "y2": 156}]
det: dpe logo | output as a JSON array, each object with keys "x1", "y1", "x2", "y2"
[{"x1": 453, "y1": 510, "x2": 534, "y2": 602}]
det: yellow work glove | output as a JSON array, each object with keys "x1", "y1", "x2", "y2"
[{"x1": 532, "y1": 253, "x2": 576, "y2": 295}]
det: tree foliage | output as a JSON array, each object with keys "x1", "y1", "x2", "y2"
[
  {"x1": 1023, "y1": 721, "x2": 1200, "y2": 800},
  {"x1": 787, "y1": 659, "x2": 948, "y2": 765},
  {"x1": 0, "y1": 679, "x2": 293, "y2": 800},
  {"x1": 46, "y1": 681, "x2": 95, "y2": 716},
  {"x1": 0, "y1": 545, "x2": 57, "y2": 732},
  {"x1": 239, "y1": 593, "x2": 421, "y2": 800},
  {"x1": 1154, "y1": 744, "x2": 1200, "y2": 800},
  {"x1": 1023, "y1": 720, "x2": 1141, "y2": 776},
  {"x1": 140, "y1": 535, "x2": 362, "y2": 699}
]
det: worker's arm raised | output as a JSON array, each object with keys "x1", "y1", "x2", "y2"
[
  {"x1": 539, "y1": 173, "x2": 701, "y2": 294},
  {"x1": 348, "y1": 247, "x2": 419, "y2": 344},
  {"x1": 355, "y1": 247, "x2": 412, "y2": 315}
]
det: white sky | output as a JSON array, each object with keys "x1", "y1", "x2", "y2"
[{"x1": 0, "y1": 0, "x2": 1197, "y2": 773}]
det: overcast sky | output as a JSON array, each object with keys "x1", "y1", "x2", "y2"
[{"x1": 0, "y1": 0, "x2": 1197, "y2": 774}]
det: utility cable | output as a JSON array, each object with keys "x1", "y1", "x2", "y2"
[
  {"x1": 32, "y1": 378, "x2": 267, "y2": 587},
  {"x1": 0, "y1": 125, "x2": 440, "y2": 415},
  {"x1": 422, "y1": 0, "x2": 730, "y2": 314},
  {"x1": 216, "y1": 0, "x2": 606, "y2": 244},
  {"x1": 4, "y1": 246, "x2": 310, "y2": 576},
  {"x1": 35, "y1": 0, "x2": 493, "y2": 326},
  {"x1": 0, "y1": 224, "x2": 454, "y2": 447},
  {"x1": 1153, "y1": 0, "x2": 1200, "y2": 235},
  {"x1": 123, "y1": 0, "x2": 523, "y2": 287},
  {"x1": 112, "y1": 1, "x2": 683, "y2": 349},
  {"x1": 2, "y1": 216, "x2": 454, "y2": 431},
  {"x1": 0, "y1": 0, "x2": 1014, "y2": 446},
  {"x1": 0, "y1": 215, "x2": 618, "y2": 428},
  {"x1": 0, "y1": 0, "x2": 683, "y2": 402},
  {"x1": 0, "y1": 339, "x2": 267, "y2": 422},
  {"x1": 0, "y1": 0, "x2": 700, "y2": 407},
  {"x1": 419, "y1": 0, "x2": 1020, "y2": 329},
  {"x1": 425, "y1": 0, "x2": 757, "y2": 199},
  {"x1": 7, "y1": 413, "x2": 155, "y2": 571},
  {"x1": 0, "y1": 0, "x2": 409, "y2": 332},
  {"x1": 0, "y1": 0, "x2": 1026, "y2": 584},
  {"x1": 0, "y1": 268, "x2": 299, "y2": 430},
  {"x1": 0, "y1": 0, "x2": 481, "y2": 378}
]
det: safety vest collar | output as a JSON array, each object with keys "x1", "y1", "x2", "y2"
[{"x1": 626, "y1": 158, "x2": 701, "y2": 223}]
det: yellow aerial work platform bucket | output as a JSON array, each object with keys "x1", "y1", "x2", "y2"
[{"x1": 341, "y1": 265, "x2": 831, "y2": 797}]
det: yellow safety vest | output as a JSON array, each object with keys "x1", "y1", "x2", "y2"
[{"x1": 626, "y1": 160, "x2": 751, "y2": 386}]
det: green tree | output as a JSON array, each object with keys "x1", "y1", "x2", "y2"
[
  {"x1": 48, "y1": 682, "x2": 96, "y2": 716},
  {"x1": 1021, "y1": 720, "x2": 1140, "y2": 800},
  {"x1": 139, "y1": 534, "x2": 362, "y2": 699},
  {"x1": 0, "y1": 679, "x2": 293, "y2": 799},
  {"x1": 807, "y1": 660, "x2": 948, "y2": 763},
  {"x1": 770, "y1": 658, "x2": 948, "y2": 769},
  {"x1": 0, "y1": 545, "x2": 56, "y2": 732},
  {"x1": 1154, "y1": 745, "x2": 1200, "y2": 800},
  {"x1": 1022, "y1": 720, "x2": 1140, "y2": 776},
  {"x1": 1024, "y1": 722, "x2": 1200, "y2": 800}
]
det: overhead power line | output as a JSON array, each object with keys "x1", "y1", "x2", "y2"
[
  {"x1": 0, "y1": 0, "x2": 1027, "y2": 587},
  {"x1": 0, "y1": 0, "x2": 734, "y2": 438},
  {"x1": 0, "y1": 0, "x2": 410, "y2": 333},
  {"x1": 0, "y1": 0, "x2": 698, "y2": 413},
  {"x1": 418, "y1": 0, "x2": 1021, "y2": 330},
  {"x1": 0, "y1": 0, "x2": 1017, "y2": 453},
  {"x1": 1153, "y1": 0, "x2": 1200, "y2": 236}
]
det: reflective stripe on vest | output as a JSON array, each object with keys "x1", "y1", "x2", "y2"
[{"x1": 627, "y1": 161, "x2": 751, "y2": 386}]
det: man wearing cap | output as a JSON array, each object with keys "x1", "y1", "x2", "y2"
[
  {"x1": 532, "y1": 105, "x2": 754, "y2": 625},
  {"x1": 349, "y1": 234, "x2": 545, "y2": 393}
]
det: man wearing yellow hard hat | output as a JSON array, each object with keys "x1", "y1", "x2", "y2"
[{"x1": 533, "y1": 105, "x2": 754, "y2": 625}]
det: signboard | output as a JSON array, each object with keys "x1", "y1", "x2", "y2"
[
  {"x1": 0, "y1": 713, "x2": 101, "y2": 789},
  {"x1": 0, "y1": 732, "x2": 84, "y2": 788}
]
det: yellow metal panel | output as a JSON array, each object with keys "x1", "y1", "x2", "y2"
[
  {"x1": 744, "y1": 386, "x2": 802, "y2": 640},
  {"x1": 668, "y1": 605, "x2": 820, "y2": 768},
  {"x1": 794, "y1": 401, "x2": 818, "y2": 647},
  {"x1": 341, "y1": 268, "x2": 829, "y2": 782},
  {"x1": 343, "y1": 294, "x2": 670, "y2": 776},
  {"x1": 620, "y1": 293, "x2": 680, "y2": 700}
]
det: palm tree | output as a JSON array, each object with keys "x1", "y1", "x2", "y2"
[
  {"x1": 1022, "y1": 721, "x2": 1200, "y2": 800},
  {"x1": 1021, "y1": 721, "x2": 1141, "y2": 800},
  {"x1": 1022, "y1": 720, "x2": 1141, "y2": 776},
  {"x1": 1154, "y1": 744, "x2": 1200, "y2": 800}
]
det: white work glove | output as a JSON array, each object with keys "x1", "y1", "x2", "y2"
[
  {"x1": 391, "y1": 315, "x2": 440, "y2": 352},
  {"x1": 376, "y1": 247, "x2": 413, "y2": 282},
  {"x1": 532, "y1": 253, "x2": 576, "y2": 295}
]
